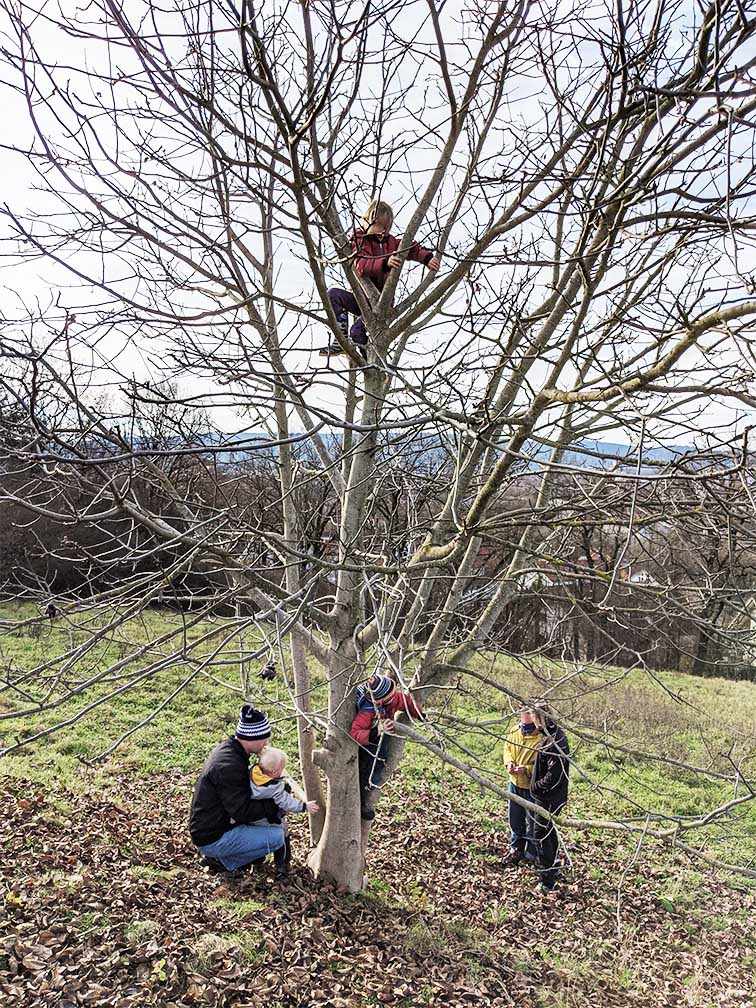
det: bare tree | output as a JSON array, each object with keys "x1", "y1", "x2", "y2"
[{"x1": 2, "y1": 0, "x2": 756, "y2": 888}]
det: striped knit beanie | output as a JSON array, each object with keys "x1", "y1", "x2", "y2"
[
  {"x1": 365, "y1": 674, "x2": 396, "y2": 701},
  {"x1": 236, "y1": 705, "x2": 271, "y2": 741}
]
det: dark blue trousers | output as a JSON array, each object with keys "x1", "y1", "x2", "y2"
[
  {"x1": 328, "y1": 288, "x2": 367, "y2": 345},
  {"x1": 358, "y1": 735, "x2": 390, "y2": 805},
  {"x1": 533, "y1": 801, "x2": 565, "y2": 887},
  {"x1": 508, "y1": 782, "x2": 537, "y2": 860}
]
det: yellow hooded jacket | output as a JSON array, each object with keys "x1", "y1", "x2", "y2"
[
  {"x1": 249, "y1": 764, "x2": 306, "y2": 814},
  {"x1": 504, "y1": 723, "x2": 541, "y2": 790}
]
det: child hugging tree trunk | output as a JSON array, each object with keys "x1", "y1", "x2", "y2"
[{"x1": 350, "y1": 673, "x2": 424, "y2": 820}]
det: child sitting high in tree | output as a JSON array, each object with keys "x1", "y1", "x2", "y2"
[
  {"x1": 249, "y1": 746, "x2": 320, "y2": 880},
  {"x1": 350, "y1": 673, "x2": 424, "y2": 820},
  {"x1": 320, "y1": 199, "x2": 440, "y2": 357}
]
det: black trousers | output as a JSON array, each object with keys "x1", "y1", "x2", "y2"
[
  {"x1": 358, "y1": 735, "x2": 390, "y2": 804},
  {"x1": 327, "y1": 288, "x2": 368, "y2": 345},
  {"x1": 532, "y1": 801, "x2": 565, "y2": 887}
]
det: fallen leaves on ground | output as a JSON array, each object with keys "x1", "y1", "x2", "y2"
[{"x1": 2, "y1": 772, "x2": 755, "y2": 1008}]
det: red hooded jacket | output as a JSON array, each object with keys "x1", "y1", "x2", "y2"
[
  {"x1": 351, "y1": 229, "x2": 434, "y2": 291},
  {"x1": 350, "y1": 691, "x2": 424, "y2": 747}
]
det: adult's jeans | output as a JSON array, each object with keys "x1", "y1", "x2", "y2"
[
  {"x1": 532, "y1": 801, "x2": 565, "y2": 888},
  {"x1": 327, "y1": 288, "x2": 368, "y2": 346},
  {"x1": 508, "y1": 782, "x2": 537, "y2": 860},
  {"x1": 197, "y1": 822, "x2": 285, "y2": 871}
]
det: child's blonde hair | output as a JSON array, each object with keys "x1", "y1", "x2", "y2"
[
  {"x1": 258, "y1": 746, "x2": 287, "y2": 775},
  {"x1": 362, "y1": 199, "x2": 394, "y2": 231}
]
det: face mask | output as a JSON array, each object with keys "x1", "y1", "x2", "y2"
[{"x1": 520, "y1": 722, "x2": 536, "y2": 734}]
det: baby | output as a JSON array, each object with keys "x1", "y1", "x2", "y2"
[{"x1": 250, "y1": 746, "x2": 319, "y2": 879}]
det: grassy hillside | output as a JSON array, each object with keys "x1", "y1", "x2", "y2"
[{"x1": 2, "y1": 603, "x2": 756, "y2": 1007}]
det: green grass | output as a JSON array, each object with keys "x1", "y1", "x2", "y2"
[
  {"x1": 123, "y1": 919, "x2": 160, "y2": 944},
  {"x1": 128, "y1": 865, "x2": 190, "y2": 883},
  {"x1": 3, "y1": 601, "x2": 756, "y2": 877},
  {"x1": 483, "y1": 902, "x2": 511, "y2": 924},
  {"x1": 211, "y1": 896, "x2": 268, "y2": 919},
  {"x1": 402, "y1": 914, "x2": 484, "y2": 957},
  {"x1": 0, "y1": 601, "x2": 312, "y2": 781},
  {"x1": 189, "y1": 932, "x2": 264, "y2": 972}
]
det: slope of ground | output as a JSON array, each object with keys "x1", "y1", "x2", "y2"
[
  {"x1": 2, "y1": 767, "x2": 756, "y2": 1008},
  {"x1": 2, "y1": 604, "x2": 756, "y2": 1006}
]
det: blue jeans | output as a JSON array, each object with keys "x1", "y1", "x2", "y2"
[
  {"x1": 197, "y1": 822, "x2": 285, "y2": 871},
  {"x1": 508, "y1": 782, "x2": 537, "y2": 860}
]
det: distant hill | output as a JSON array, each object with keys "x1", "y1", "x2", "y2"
[
  {"x1": 159, "y1": 431, "x2": 697, "y2": 472},
  {"x1": 82, "y1": 430, "x2": 699, "y2": 473}
]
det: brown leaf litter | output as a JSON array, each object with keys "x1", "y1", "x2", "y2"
[{"x1": 2, "y1": 772, "x2": 755, "y2": 1007}]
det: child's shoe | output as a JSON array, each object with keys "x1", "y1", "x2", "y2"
[
  {"x1": 272, "y1": 836, "x2": 292, "y2": 880},
  {"x1": 319, "y1": 310, "x2": 350, "y2": 356}
]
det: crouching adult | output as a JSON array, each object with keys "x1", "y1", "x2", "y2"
[
  {"x1": 530, "y1": 705, "x2": 570, "y2": 895},
  {"x1": 189, "y1": 705, "x2": 285, "y2": 872}
]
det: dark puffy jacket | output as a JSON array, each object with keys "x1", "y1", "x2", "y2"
[
  {"x1": 351, "y1": 230, "x2": 434, "y2": 290},
  {"x1": 189, "y1": 737, "x2": 280, "y2": 846},
  {"x1": 530, "y1": 722, "x2": 569, "y2": 810}
]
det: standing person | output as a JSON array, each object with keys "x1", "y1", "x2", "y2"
[
  {"x1": 529, "y1": 705, "x2": 570, "y2": 895},
  {"x1": 248, "y1": 745, "x2": 320, "y2": 880},
  {"x1": 320, "y1": 199, "x2": 440, "y2": 357},
  {"x1": 350, "y1": 673, "x2": 424, "y2": 820},
  {"x1": 503, "y1": 708, "x2": 541, "y2": 866},
  {"x1": 189, "y1": 705, "x2": 285, "y2": 873}
]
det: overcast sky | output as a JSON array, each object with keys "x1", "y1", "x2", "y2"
[{"x1": 1, "y1": 0, "x2": 755, "y2": 454}]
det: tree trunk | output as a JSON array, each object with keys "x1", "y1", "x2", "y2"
[
  {"x1": 307, "y1": 642, "x2": 365, "y2": 891},
  {"x1": 693, "y1": 599, "x2": 726, "y2": 676},
  {"x1": 290, "y1": 634, "x2": 326, "y2": 844}
]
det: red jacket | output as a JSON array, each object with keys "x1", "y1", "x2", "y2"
[
  {"x1": 350, "y1": 691, "x2": 424, "y2": 746},
  {"x1": 351, "y1": 230, "x2": 434, "y2": 290}
]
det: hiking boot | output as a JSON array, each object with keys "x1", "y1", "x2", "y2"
[
  {"x1": 272, "y1": 836, "x2": 291, "y2": 878},
  {"x1": 200, "y1": 856, "x2": 226, "y2": 874},
  {"x1": 318, "y1": 342, "x2": 346, "y2": 356}
]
